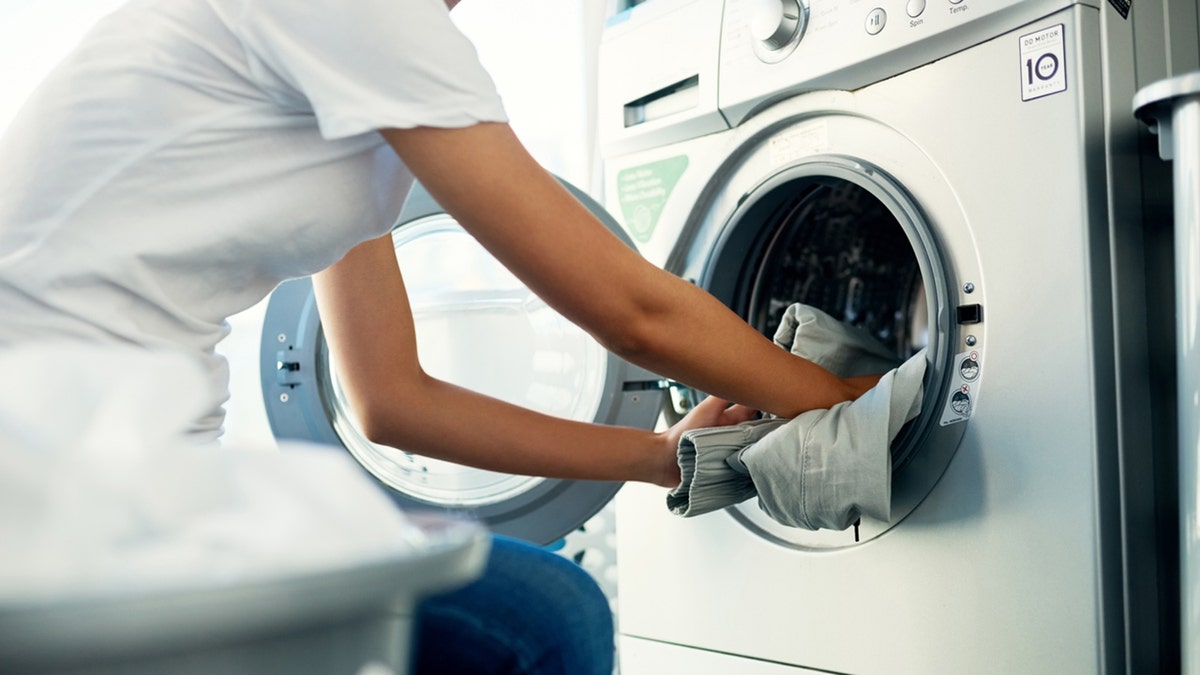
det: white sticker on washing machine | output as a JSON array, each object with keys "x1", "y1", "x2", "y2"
[
  {"x1": 769, "y1": 121, "x2": 830, "y2": 167},
  {"x1": 940, "y1": 349, "x2": 982, "y2": 426},
  {"x1": 1019, "y1": 24, "x2": 1067, "y2": 101}
]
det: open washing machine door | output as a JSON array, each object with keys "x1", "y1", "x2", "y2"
[{"x1": 260, "y1": 180, "x2": 666, "y2": 546}]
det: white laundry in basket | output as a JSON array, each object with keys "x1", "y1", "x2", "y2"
[{"x1": 0, "y1": 344, "x2": 430, "y2": 602}]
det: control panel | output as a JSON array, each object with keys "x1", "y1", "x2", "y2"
[{"x1": 719, "y1": 0, "x2": 1102, "y2": 123}]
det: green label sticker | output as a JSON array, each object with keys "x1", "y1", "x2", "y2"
[{"x1": 616, "y1": 156, "x2": 688, "y2": 243}]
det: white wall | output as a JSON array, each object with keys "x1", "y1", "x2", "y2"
[{"x1": 0, "y1": 0, "x2": 128, "y2": 133}]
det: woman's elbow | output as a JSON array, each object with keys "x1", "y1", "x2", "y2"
[
  {"x1": 346, "y1": 398, "x2": 398, "y2": 446},
  {"x1": 354, "y1": 407, "x2": 394, "y2": 446},
  {"x1": 593, "y1": 310, "x2": 672, "y2": 367},
  {"x1": 341, "y1": 378, "x2": 425, "y2": 448}
]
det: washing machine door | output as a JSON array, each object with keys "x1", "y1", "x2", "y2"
[
  {"x1": 668, "y1": 113, "x2": 981, "y2": 550},
  {"x1": 260, "y1": 180, "x2": 666, "y2": 546}
]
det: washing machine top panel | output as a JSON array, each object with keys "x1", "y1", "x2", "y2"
[
  {"x1": 260, "y1": 180, "x2": 666, "y2": 546},
  {"x1": 597, "y1": 0, "x2": 1108, "y2": 154},
  {"x1": 718, "y1": 0, "x2": 1103, "y2": 125}
]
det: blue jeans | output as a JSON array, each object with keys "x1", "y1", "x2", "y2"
[{"x1": 410, "y1": 535, "x2": 614, "y2": 675}]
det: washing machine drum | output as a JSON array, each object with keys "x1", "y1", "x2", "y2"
[
  {"x1": 689, "y1": 162, "x2": 964, "y2": 547},
  {"x1": 744, "y1": 181, "x2": 928, "y2": 363},
  {"x1": 260, "y1": 181, "x2": 666, "y2": 546}
]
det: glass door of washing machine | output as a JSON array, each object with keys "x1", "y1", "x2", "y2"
[
  {"x1": 260, "y1": 180, "x2": 666, "y2": 546},
  {"x1": 669, "y1": 156, "x2": 973, "y2": 549}
]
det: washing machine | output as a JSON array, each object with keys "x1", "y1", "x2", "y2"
[
  {"x1": 598, "y1": 0, "x2": 1184, "y2": 672},
  {"x1": 258, "y1": 180, "x2": 667, "y2": 556}
]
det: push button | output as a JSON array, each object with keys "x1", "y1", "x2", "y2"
[
  {"x1": 956, "y1": 303, "x2": 983, "y2": 324},
  {"x1": 906, "y1": 0, "x2": 926, "y2": 17},
  {"x1": 865, "y1": 8, "x2": 886, "y2": 34},
  {"x1": 959, "y1": 353, "x2": 980, "y2": 381},
  {"x1": 950, "y1": 387, "x2": 972, "y2": 416}
]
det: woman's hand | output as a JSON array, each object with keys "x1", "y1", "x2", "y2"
[
  {"x1": 647, "y1": 371, "x2": 884, "y2": 488},
  {"x1": 652, "y1": 395, "x2": 759, "y2": 488}
]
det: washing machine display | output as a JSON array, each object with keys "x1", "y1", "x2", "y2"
[{"x1": 260, "y1": 182, "x2": 666, "y2": 545}]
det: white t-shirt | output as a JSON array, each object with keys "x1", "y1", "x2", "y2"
[{"x1": 0, "y1": 0, "x2": 508, "y2": 438}]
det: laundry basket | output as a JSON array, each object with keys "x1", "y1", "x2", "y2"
[
  {"x1": 1134, "y1": 70, "x2": 1200, "y2": 675},
  {"x1": 0, "y1": 513, "x2": 488, "y2": 675}
]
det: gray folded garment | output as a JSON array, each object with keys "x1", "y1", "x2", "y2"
[
  {"x1": 666, "y1": 418, "x2": 787, "y2": 517},
  {"x1": 727, "y1": 350, "x2": 925, "y2": 529},
  {"x1": 666, "y1": 303, "x2": 926, "y2": 529},
  {"x1": 773, "y1": 303, "x2": 900, "y2": 378}
]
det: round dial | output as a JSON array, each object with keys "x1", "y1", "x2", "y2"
[{"x1": 748, "y1": 0, "x2": 807, "y2": 62}]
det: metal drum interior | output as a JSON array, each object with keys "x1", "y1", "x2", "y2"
[{"x1": 745, "y1": 180, "x2": 927, "y2": 362}]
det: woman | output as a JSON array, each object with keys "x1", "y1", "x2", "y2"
[{"x1": 0, "y1": 0, "x2": 876, "y2": 672}]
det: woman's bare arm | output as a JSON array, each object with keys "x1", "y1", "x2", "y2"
[
  {"x1": 313, "y1": 235, "x2": 756, "y2": 486},
  {"x1": 311, "y1": 120, "x2": 877, "y2": 486},
  {"x1": 378, "y1": 122, "x2": 871, "y2": 415}
]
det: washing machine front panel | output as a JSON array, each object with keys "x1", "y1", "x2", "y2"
[
  {"x1": 261, "y1": 181, "x2": 666, "y2": 546},
  {"x1": 619, "y1": 10, "x2": 1125, "y2": 674}
]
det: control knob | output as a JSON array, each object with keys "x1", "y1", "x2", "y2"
[{"x1": 748, "y1": 0, "x2": 807, "y2": 62}]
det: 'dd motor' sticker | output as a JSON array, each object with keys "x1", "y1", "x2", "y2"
[
  {"x1": 1019, "y1": 24, "x2": 1068, "y2": 102},
  {"x1": 940, "y1": 349, "x2": 981, "y2": 426}
]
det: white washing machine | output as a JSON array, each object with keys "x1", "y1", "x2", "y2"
[{"x1": 598, "y1": 0, "x2": 1185, "y2": 672}]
